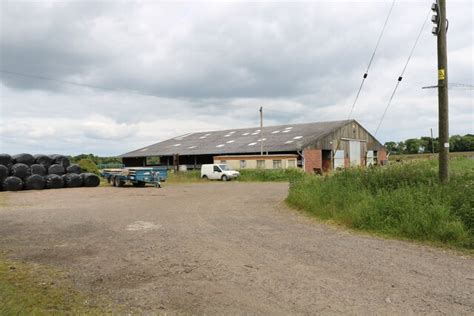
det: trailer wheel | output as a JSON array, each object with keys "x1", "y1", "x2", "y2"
[
  {"x1": 114, "y1": 176, "x2": 124, "y2": 187},
  {"x1": 111, "y1": 176, "x2": 116, "y2": 187}
]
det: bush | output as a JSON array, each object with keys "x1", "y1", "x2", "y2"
[
  {"x1": 286, "y1": 158, "x2": 474, "y2": 249},
  {"x1": 77, "y1": 159, "x2": 99, "y2": 175}
]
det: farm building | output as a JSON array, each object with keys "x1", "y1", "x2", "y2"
[{"x1": 119, "y1": 119, "x2": 387, "y2": 173}]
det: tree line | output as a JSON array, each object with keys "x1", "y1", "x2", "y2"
[{"x1": 385, "y1": 134, "x2": 474, "y2": 155}]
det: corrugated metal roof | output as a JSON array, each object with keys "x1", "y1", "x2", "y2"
[{"x1": 119, "y1": 120, "x2": 353, "y2": 157}]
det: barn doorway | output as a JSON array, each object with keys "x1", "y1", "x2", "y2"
[{"x1": 349, "y1": 141, "x2": 361, "y2": 167}]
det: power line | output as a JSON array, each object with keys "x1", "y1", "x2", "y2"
[
  {"x1": 374, "y1": 8, "x2": 431, "y2": 136},
  {"x1": 347, "y1": 0, "x2": 396, "y2": 119}
]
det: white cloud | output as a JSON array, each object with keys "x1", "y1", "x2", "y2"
[{"x1": 0, "y1": 0, "x2": 473, "y2": 155}]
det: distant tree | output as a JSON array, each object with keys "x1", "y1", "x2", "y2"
[
  {"x1": 404, "y1": 138, "x2": 423, "y2": 154},
  {"x1": 384, "y1": 141, "x2": 398, "y2": 153},
  {"x1": 397, "y1": 141, "x2": 406, "y2": 154},
  {"x1": 450, "y1": 134, "x2": 474, "y2": 152}
]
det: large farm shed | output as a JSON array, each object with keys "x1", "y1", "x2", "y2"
[{"x1": 119, "y1": 120, "x2": 387, "y2": 173}]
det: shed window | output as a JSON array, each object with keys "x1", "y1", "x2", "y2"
[
  {"x1": 273, "y1": 160, "x2": 282, "y2": 169},
  {"x1": 288, "y1": 159, "x2": 296, "y2": 168},
  {"x1": 257, "y1": 160, "x2": 265, "y2": 169},
  {"x1": 240, "y1": 160, "x2": 247, "y2": 169},
  {"x1": 220, "y1": 160, "x2": 226, "y2": 164}
]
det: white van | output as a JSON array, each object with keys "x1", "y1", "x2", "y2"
[{"x1": 201, "y1": 164, "x2": 240, "y2": 181}]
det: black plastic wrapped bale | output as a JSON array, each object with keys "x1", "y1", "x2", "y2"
[
  {"x1": 50, "y1": 154, "x2": 70, "y2": 168},
  {"x1": 30, "y1": 164, "x2": 47, "y2": 176},
  {"x1": 0, "y1": 154, "x2": 13, "y2": 168},
  {"x1": 82, "y1": 173, "x2": 100, "y2": 187},
  {"x1": 25, "y1": 174, "x2": 45, "y2": 190},
  {"x1": 3, "y1": 176, "x2": 23, "y2": 191},
  {"x1": 45, "y1": 174, "x2": 64, "y2": 189},
  {"x1": 11, "y1": 163, "x2": 31, "y2": 179},
  {"x1": 0, "y1": 165, "x2": 9, "y2": 190},
  {"x1": 48, "y1": 164, "x2": 65, "y2": 176},
  {"x1": 66, "y1": 164, "x2": 82, "y2": 174},
  {"x1": 62, "y1": 173, "x2": 83, "y2": 188},
  {"x1": 12, "y1": 153, "x2": 35, "y2": 166},
  {"x1": 34, "y1": 154, "x2": 53, "y2": 169}
]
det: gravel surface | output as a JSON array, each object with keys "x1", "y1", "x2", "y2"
[{"x1": 0, "y1": 183, "x2": 472, "y2": 314}]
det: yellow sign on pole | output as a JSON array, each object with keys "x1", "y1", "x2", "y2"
[{"x1": 438, "y1": 69, "x2": 445, "y2": 80}]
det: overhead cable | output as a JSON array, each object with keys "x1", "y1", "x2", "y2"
[
  {"x1": 347, "y1": 0, "x2": 396, "y2": 119},
  {"x1": 374, "y1": 8, "x2": 431, "y2": 136}
]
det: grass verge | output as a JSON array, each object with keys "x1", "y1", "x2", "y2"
[
  {"x1": 0, "y1": 253, "x2": 110, "y2": 315},
  {"x1": 286, "y1": 157, "x2": 474, "y2": 250}
]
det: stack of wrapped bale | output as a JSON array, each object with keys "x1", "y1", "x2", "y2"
[{"x1": 0, "y1": 153, "x2": 100, "y2": 191}]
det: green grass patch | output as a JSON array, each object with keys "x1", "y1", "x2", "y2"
[
  {"x1": 238, "y1": 168, "x2": 304, "y2": 182},
  {"x1": 286, "y1": 157, "x2": 474, "y2": 250},
  {"x1": 0, "y1": 254, "x2": 110, "y2": 314}
]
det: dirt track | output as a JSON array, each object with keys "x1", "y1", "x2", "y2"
[{"x1": 0, "y1": 183, "x2": 472, "y2": 314}]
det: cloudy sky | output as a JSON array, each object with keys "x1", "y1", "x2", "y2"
[{"x1": 1, "y1": 0, "x2": 472, "y2": 156}]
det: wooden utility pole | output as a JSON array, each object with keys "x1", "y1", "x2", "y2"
[
  {"x1": 430, "y1": 128, "x2": 435, "y2": 154},
  {"x1": 434, "y1": 0, "x2": 449, "y2": 182},
  {"x1": 259, "y1": 106, "x2": 263, "y2": 156}
]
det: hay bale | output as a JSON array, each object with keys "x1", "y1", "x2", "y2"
[
  {"x1": 66, "y1": 164, "x2": 82, "y2": 174},
  {"x1": 30, "y1": 164, "x2": 47, "y2": 176},
  {"x1": 0, "y1": 154, "x2": 13, "y2": 168},
  {"x1": 25, "y1": 174, "x2": 45, "y2": 190},
  {"x1": 50, "y1": 154, "x2": 70, "y2": 168},
  {"x1": 44, "y1": 174, "x2": 64, "y2": 189},
  {"x1": 82, "y1": 173, "x2": 100, "y2": 187},
  {"x1": 3, "y1": 176, "x2": 23, "y2": 191},
  {"x1": 62, "y1": 173, "x2": 83, "y2": 188},
  {"x1": 48, "y1": 164, "x2": 65, "y2": 176},
  {"x1": 12, "y1": 153, "x2": 35, "y2": 166},
  {"x1": 0, "y1": 165, "x2": 9, "y2": 190},
  {"x1": 34, "y1": 154, "x2": 53, "y2": 169},
  {"x1": 11, "y1": 163, "x2": 31, "y2": 179}
]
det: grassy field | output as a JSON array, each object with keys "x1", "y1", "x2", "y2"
[
  {"x1": 286, "y1": 157, "x2": 474, "y2": 250},
  {"x1": 389, "y1": 151, "x2": 474, "y2": 161},
  {"x1": 0, "y1": 253, "x2": 110, "y2": 315}
]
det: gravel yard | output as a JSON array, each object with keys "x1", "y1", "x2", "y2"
[{"x1": 0, "y1": 183, "x2": 472, "y2": 314}]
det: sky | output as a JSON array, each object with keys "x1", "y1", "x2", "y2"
[{"x1": 0, "y1": 0, "x2": 473, "y2": 156}]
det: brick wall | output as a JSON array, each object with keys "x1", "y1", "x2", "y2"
[
  {"x1": 303, "y1": 149, "x2": 322, "y2": 173},
  {"x1": 378, "y1": 149, "x2": 388, "y2": 164}
]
